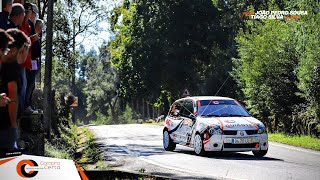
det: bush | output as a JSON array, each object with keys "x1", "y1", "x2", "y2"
[
  {"x1": 91, "y1": 111, "x2": 111, "y2": 125},
  {"x1": 119, "y1": 105, "x2": 136, "y2": 124}
]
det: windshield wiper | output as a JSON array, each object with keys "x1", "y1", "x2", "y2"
[
  {"x1": 219, "y1": 114, "x2": 248, "y2": 117},
  {"x1": 201, "y1": 113, "x2": 220, "y2": 117}
]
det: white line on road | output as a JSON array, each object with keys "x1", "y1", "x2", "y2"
[{"x1": 269, "y1": 142, "x2": 320, "y2": 155}]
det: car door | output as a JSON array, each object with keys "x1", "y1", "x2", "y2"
[
  {"x1": 167, "y1": 100, "x2": 184, "y2": 143},
  {"x1": 175, "y1": 99, "x2": 196, "y2": 145}
]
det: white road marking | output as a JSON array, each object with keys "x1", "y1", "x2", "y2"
[{"x1": 269, "y1": 142, "x2": 320, "y2": 155}]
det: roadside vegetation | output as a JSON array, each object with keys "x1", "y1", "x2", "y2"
[
  {"x1": 268, "y1": 133, "x2": 320, "y2": 151},
  {"x1": 45, "y1": 123, "x2": 107, "y2": 170}
]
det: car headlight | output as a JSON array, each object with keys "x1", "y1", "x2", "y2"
[
  {"x1": 257, "y1": 124, "x2": 266, "y2": 134},
  {"x1": 209, "y1": 125, "x2": 222, "y2": 135}
]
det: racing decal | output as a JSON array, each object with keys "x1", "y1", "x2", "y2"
[
  {"x1": 165, "y1": 119, "x2": 173, "y2": 126},
  {"x1": 197, "y1": 101, "x2": 201, "y2": 107},
  {"x1": 167, "y1": 120, "x2": 184, "y2": 134},
  {"x1": 203, "y1": 139, "x2": 211, "y2": 145},
  {"x1": 216, "y1": 118, "x2": 224, "y2": 130},
  {"x1": 234, "y1": 100, "x2": 241, "y2": 106},
  {"x1": 224, "y1": 120, "x2": 236, "y2": 123},
  {"x1": 225, "y1": 123, "x2": 255, "y2": 128},
  {"x1": 212, "y1": 101, "x2": 220, "y2": 104},
  {"x1": 241, "y1": 117, "x2": 259, "y2": 130}
]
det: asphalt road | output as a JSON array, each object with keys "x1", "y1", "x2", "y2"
[{"x1": 89, "y1": 124, "x2": 320, "y2": 180}]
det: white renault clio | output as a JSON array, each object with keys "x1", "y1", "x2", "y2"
[{"x1": 163, "y1": 96, "x2": 268, "y2": 157}]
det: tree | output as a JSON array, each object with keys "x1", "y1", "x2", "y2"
[
  {"x1": 109, "y1": 0, "x2": 225, "y2": 109},
  {"x1": 232, "y1": 0, "x2": 319, "y2": 133},
  {"x1": 296, "y1": 1, "x2": 320, "y2": 133},
  {"x1": 84, "y1": 43, "x2": 120, "y2": 123},
  {"x1": 43, "y1": 0, "x2": 54, "y2": 139}
]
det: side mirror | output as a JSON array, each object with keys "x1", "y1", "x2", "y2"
[{"x1": 189, "y1": 113, "x2": 196, "y2": 119}]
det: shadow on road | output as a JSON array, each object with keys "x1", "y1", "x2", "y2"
[
  {"x1": 176, "y1": 150, "x2": 283, "y2": 161},
  {"x1": 94, "y1": 136, "x2": 282, "y2": 161}
]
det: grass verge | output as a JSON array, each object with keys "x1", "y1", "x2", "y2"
[
  {"x1": 268, "y1": 133, "x2": 320, "y2": 150},
  {"x1": 76, "y1": 126, "x2": 107, "y2": 170},
  {"x1": 45, "y1": 124, "x2": 107, "y2": 170}
]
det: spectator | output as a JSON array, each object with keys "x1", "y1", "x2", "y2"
[
  {"x1": 18, "y1": 2, "x2": 33, "y2": 115},
  {"x1": 0, "y1": 28, "x2": 14, "y2": 61},
  {"x1": 0, "y1": 28, "x2": 29, "y2": 151},
  {"x1": 0, "y1": 0, "x2": 14, "y2": 29},
  {"x1": 0, "y1": 29, "x2": 14, "y2": 107},
  {"x1": 25, "y1": 18, "x2": 42, "y2": 113},
  {"x1": 9, "y1": 3, "x2": 25, "y2": 28},
  {"x1": 30, "y1": 3, "x2": 38, "y2": 24}
]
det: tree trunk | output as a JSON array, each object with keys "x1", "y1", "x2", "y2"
[
  {"x1": 43, "y1": 0, "x2": 54, "y2": 140},
  {"x1": 152, "y1": 106, "x2": 155, "y2": 119},
  {"x1": 142, "y1": 98, "x2": 145, "y2": 120},
  {"x1": 136, "y1": 99, "x2": 139, "y2": 117},
  {"x1": 109, "y1": 96, "x2": 119, "y2": 124},
  {"x1": 147, "y1": 102, "x2": 150, "y2": 120},
  {"x1": 71, "y1": 20, "x2": 76, "y2": 123}
]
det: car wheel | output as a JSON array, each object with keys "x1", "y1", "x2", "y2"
[
  {"x1": 252, "y1": 149, "x2": 268, "y2": 157},
  {"x1": 194, "y1": 134, "x2": 206, "y2": 156},
  {"x1": 163, "y1": 130, "x2": 176, "y2": 151}
]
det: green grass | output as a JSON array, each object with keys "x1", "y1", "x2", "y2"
[
  {"x1": 45, "y1": 124, "x2": 107, "y2": 170},
  {"x1": 268, "y1": 133, "x2": 320, "y2": 150},
  {"x1": 45, "y1": 140, "x2": 71, "y2": 159},
  {"x1": 76, "y1": 127, "x2": 107, "y2": 170}
]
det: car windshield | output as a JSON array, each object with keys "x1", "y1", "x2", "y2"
[{"x1": 198, "y1": 100, "x2": 250, "y2": 117}]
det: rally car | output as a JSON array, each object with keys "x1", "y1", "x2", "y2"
[{"x1": 163, "y1": 96, "x2": 268, "y2": 157}]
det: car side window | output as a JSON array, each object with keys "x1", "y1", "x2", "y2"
[
  {"x1": 169, "y1": 101, "x2": 183, "y2": 117},
  {"x1": 180, "y1": 99, "x2": 194, "y2": 117}
]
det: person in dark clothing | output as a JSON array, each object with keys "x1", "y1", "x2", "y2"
[
  {"x1": 0, "y1": 29, "x2": 14, "y2": 107},
  {"x1": 9, "y1": 3, "x2": 25, "y2": 28},
  {"x1": 0, "y1": 28, "x2": 29, "y2": 151},
  {"x1": 0, "y1": 0, "x2": 14, "y2": 29},
  {"x1": 0, "y1": 28, "x2": 14, "y2": 61},
  {"x1": 25, "y1": 14, "x2": 42, "y2": 113}
]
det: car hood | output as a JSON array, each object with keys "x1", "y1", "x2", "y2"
[{"x1": 198, "y1": 116, "x2": 262, "y2": 130}]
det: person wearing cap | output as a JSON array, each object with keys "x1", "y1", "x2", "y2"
[
  {"x1": 9, "y1": 3, "x2": 25, "y2": 28},
  {"x1": 18, "y1": 2, "x2": 38, "y2": 116},
  {"x1": 25, "y1": 3, "x2": 41, "y2": 114},
  {"x1": 0, "y1": 0, "x2": 14, "y2": 29},
  {"x1": 0, "y1": 28, "x2": 29, "y2": 151}
]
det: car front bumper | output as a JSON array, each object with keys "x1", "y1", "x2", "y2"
[{"x1": 203, "y1": 133, "x2": 268, "y2": 152}]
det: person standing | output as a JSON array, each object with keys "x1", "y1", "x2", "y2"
[
  {"x1": 0, "y1": 29, "x2": 14, "y2": 107},
  {"x1": 8, "y1": 3, "x2": 25, "y2": 28},
  {"x1": 0, "y1": 0, "x2": 14, "y2": 29},
  {"x1": 0, "y1": 29, "x2": 29, "y2": 151},
  {"x1": 25, "y1": 15, "x2": 42, "y2": 112},
  {"x1": 19, "y1": 3, "x2": 36, "y2": 115}
]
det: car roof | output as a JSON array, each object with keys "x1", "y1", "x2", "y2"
[{"x1": 175, "y1": 96, "x2": 235, "y2": 102}]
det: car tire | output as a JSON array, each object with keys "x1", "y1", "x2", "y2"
[
  {"x1": 163, "y1": 130, "x2": 176, "y2": 151},
  {"x1": 193, "y1": 133, "x2": 206, "y2": 156},
  {"x1": 252, "y1": 148, "x2": 268, "y2": 157}
]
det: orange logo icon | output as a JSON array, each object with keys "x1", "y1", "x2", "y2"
[{"x1": 16, "y1": 159, "x2": 39, "y2": 178}]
